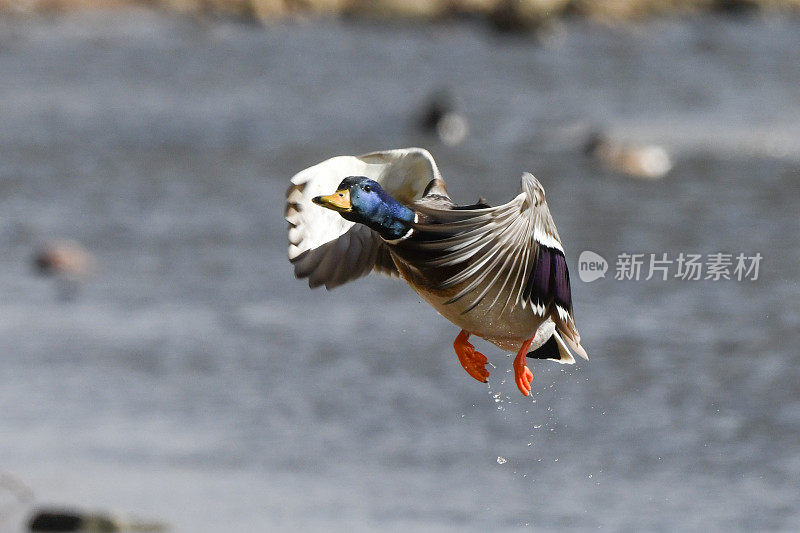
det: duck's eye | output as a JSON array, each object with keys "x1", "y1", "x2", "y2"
[{"x1": 363, "y1": 185, "x2": 371, "y2": 192}]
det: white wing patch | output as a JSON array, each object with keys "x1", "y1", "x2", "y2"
[{"x1": 286, "y1": 173, "x2": 355, "y2": 261}]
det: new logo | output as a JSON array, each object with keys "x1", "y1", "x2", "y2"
[{"x1": 578, "y1": 251, "x2": 608, "y2": 283}]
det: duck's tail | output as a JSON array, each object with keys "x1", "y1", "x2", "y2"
[
  {"x1": 527, "y1": 333, "x2": 570, "y2": 363},
  {"x1": 527, "y1": 330, "x2": 587, "y2": 364}
]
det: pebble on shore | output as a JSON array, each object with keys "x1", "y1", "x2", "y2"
[
  {"x1": 28, "y1": 508, "x2": 167, "y2": 532},
  {"x1": 2, "y1": 0, "x2": 799, "y2": 22}
]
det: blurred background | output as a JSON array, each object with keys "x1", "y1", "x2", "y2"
[{"x1": 0, "y1": 1, "x2": 799, "y2": 531}]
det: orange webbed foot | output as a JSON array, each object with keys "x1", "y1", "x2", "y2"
[
  {"x1": 513, "y1": 335, "x2": 537, "y2": 396},
  {"x1": 513, "y1": 361, "x2": 534, "y2": 396},
  {"x1": 453, "y1": 330, "x2": 490, "y2": 383}
]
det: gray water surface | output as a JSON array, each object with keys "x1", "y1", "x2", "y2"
[{"x1": 0, "y1": 12, "x2": 798, "y2": 532}]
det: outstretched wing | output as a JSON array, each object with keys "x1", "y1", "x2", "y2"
[
  {"x1": 286, "y1": 147, "x2": 442, "y2": 289},
  {"x1": 408, "y1": 173, "x2": 588, "y2": 360}
]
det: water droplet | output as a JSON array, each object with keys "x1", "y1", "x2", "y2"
[{"x1": 497, "y1": 456, "x2": 507, "y2": 465}]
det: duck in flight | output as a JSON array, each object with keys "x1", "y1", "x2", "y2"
[{"x1": 286, "y1": 148, "x2": 588, "y2": 396}]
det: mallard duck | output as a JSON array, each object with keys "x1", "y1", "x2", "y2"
[
  {"x1": 418, "y1": 89, "x2": 469, "y2": 147},
  {"x1": 286, "y1": 148, "x2": 588, "y2": 396},
  {"x1": 33, "y1": 240, "x2": 94, "y2": 278},
  {"x1": 584, "y1": 131, "x2": 673, "y2": 180},
  {"x1": 33, "y1": 240, "x2": 95, "y2": 302}
]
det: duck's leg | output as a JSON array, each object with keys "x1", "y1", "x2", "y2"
[
  {"x1": 513, "y1": 334, "x2": 537, "y2": 396},
  {"x1": 453, "y1": 330, "x2": 490, "y2": 383}
]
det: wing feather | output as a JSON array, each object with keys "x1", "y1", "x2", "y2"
[
  {"x1": 407, "y1": 172, "x2": 587, "y2": 359},
  {"x1": 444, "y1": 214, "x2": 528, "y2": 307}
]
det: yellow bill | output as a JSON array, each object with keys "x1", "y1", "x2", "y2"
[{"x1": 312, "y1": 189, "x2": 352, "y2": 213}]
